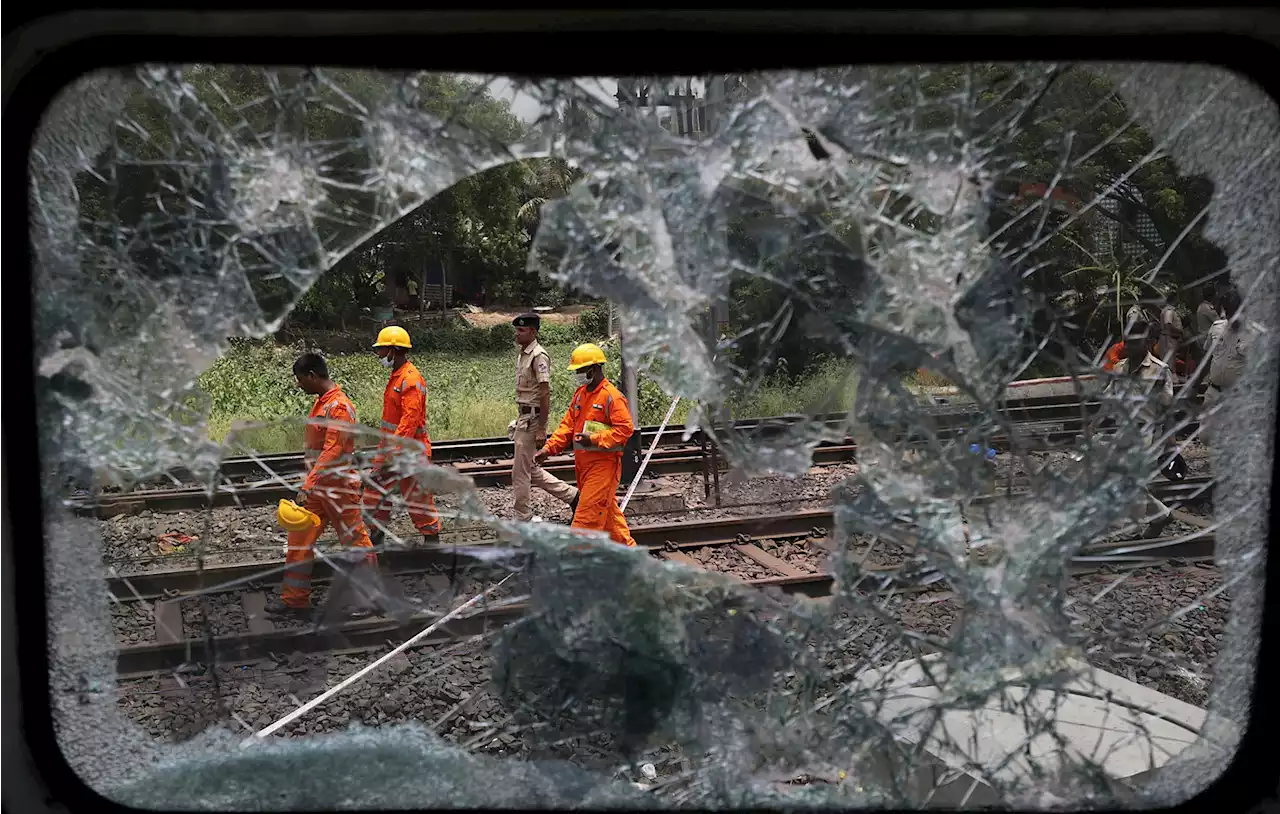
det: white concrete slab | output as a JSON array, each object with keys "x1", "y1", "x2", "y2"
[{"x1": 851, "y1": 654, "x2": 1205, "y2": 786}]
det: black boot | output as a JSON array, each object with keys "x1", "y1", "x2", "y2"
[
  {"x1": 566, "y1": 493, "x2": 579, "y2": 525},
  {"x1": 422, "y1": 533, "x2": 440, "y2": 547},
  {"x1": 1142, "y1": 514, "x2": 1172, "y2": 539},
  {"x1": 368, "y1": 528, "x2": 386, "y2": 549},
  {"x1": 264, "y1": 597, "x2": 312, "y2": 619}
]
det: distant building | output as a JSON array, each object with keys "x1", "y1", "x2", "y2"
[
  {"x1": 1013, "y1": 181, "x2": 1165, "y2": 263},
  {"x1": 1094, "y1": 183, "x2": 1165, "y2": 260}
]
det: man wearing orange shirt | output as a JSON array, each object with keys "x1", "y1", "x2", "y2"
[
  {"x1": 535, "y1": 343, "x2": 636, "y2": 547},
  {"x1": 362, "y1": 326, "x2": 442, "y2": 547},
  {"x1": 267, "y1": 352, "x2": 378, "y2": 618}
]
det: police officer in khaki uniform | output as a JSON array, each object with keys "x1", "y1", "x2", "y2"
[{"x1": 511, "y1": 313, "x2": 579, "y2": 522}]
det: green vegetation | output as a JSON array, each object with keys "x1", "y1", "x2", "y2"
[
  {"x1": 101, "y1": 66, "x2": 1227, "y2": 456},
  {"x1": 99, "y1": 65, "x2": 1224, "y2": 373},
  {"x1": 201, "y1": 325, "x2": 860, "y2": 454}
]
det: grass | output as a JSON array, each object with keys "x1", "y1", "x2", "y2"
[{"x1": 199, "y1": 336, "x2": 864, "y2": 454}]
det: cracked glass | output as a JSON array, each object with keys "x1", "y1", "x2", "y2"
[{"x1": 33, "y1": 63, "x2": 1274, "y2": 808}]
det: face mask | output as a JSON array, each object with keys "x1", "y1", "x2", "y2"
[
  {"x1": 379, "y1": 355, "x2": 394, "y2": 369},
  {"x1": 575, "y1": 371, "x2": 591, "y2": 387}
]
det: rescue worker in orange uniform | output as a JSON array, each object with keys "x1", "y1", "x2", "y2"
[
  {"x1": 267, "y1": 352, "x2": 379, "y2": 618},
  {"x1": 1103, "y1": 341, "x2": 1126, "y2": 372},
  {"x1": 362, "y1": 326, "x2": 442, "y2": 547},
  {"x1": 534, "y1": 343, "x2": 636, "y2": 547}
]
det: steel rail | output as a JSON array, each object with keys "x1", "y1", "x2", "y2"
[
  {"x1": 105, "y1": 478, "x2": 1213, "y2": 600},
  {"x1": 175, "y1": 397, "x2": 1123, "y2": 481},
  {"x1": 76, "y1": 408, "x2": 1196, "y2": 517},
  {"x1": 114, "y1": 527, "x2": 1216, "y2": 676},
  {"x1": 105, "y1": 510, "x2": 838, "y2": 601}
]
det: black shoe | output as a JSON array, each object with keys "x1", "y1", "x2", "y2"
[
  {"x1": 422, "y1": 533, "x2": 440, "y2": 547},
  {"x1": 567, "y1": 493, "x2": 579, "y2": 524},
  {"x1": 368, "y1": 528, "x2": 386, "y2": 548},
  {"x1": 264, "y1": 597, "x2": 312, "y2": 618},
  {"x1": 1142, "y1": 515, "x2": 1172, "y2": 539}
]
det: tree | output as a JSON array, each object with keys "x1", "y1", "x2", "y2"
[{"x1": 77, "y1": 67, "x2": 539, "y2": 332}]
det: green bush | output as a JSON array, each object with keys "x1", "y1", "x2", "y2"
[
  {"x1": 488, "y1": 323, "x2": 516, "y2": 349},
  {"x1": 198, "y1": 334, "x2": 861, "y2": 454},
  {"x1": 406, "y1": 323, "x2": 516, "y2": 355},
  {"x1": 536, "y1": 322, "x2": 578, "y2": 345},
  {"x1": 575, "y1": 303, "x2": 611, "y2": 341}
]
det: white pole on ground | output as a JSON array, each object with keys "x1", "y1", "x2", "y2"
[
  {"x1": 245, "y1": 574, "x2": 513, "y2": 743},
  {"x1": 620, "y1": 396, "x2": 680, "y2": 513}
]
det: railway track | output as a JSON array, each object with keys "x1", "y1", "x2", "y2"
[
  {"x1": 184, "y1": 395, "x2": 1119, "y2": 481},
  {"x1": 112, "y1": 503, "x2": 1217, "y2": 677},
  {"x1": 77, "y1": 401, "x2": 1195, "y2": 518}
]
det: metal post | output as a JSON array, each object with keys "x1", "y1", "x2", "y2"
[
  {"x1": 699, "y1": 429, "x2": 711, "y2": 500},
  {"x1": 440, "y1": 256, "x2": 448, "y2": 320},
  {"x1": 710, "y1": 437, "x2": 722, "y2": 507},
  {"x1": 701, "y1": 303, "x2": 727, "y2": 508},
  {"x1": 619, "y1": 328, "x2": 642, "y2": 489},
  {"x1": 418, "y1": 256, "x2": 427, "y2": 314}
]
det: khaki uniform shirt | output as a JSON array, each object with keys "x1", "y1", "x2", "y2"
[
  {"x1": 1109, "y1": 351, "x2": 1174, "y2": 447},
  {"x1": 1207, "y1": 317, "x2": 1260, "y2": 392},
  {"x1": 1196, "y1": 301, "x2": 1219, "y2": 349},
  {"x1": 1159, "y1": 304, "x2": 1182, "y2": 358},
  {"x1": 515, "y1": 340, "x2": 552, "y2": 431}
]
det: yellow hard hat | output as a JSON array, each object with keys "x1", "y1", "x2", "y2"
[
  {"x1": 277, "y1": 499, "x2": 321, "y2": 532},
  {"x1": 567, "y1": 342, "x2": 607, "y2": 371},
  {"x1": 373, "y1": 325, "x2": 412, "y2": 349}
]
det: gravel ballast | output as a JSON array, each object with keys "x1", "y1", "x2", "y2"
[{"x1": 100, "y1": 444, "x2": 1226, "y2": 757}]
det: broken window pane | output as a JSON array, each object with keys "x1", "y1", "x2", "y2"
[{"x1": 33, "y1": 63, "x2": 1273, "y2": 808}]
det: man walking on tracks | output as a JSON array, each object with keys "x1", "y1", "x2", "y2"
[
  {"x1": 535, "y1": 343, "x2": 636, "y2": 547},
  {"x1": 1105, "y1": 320, "x2": 1176, "y2": 539},
  {"x1": 510, "y1": 313, "x2": 579, "y2": 523},
  {"x1": 362, "y1": 325, "x2": 442, "y2": 547},
  {"x1": 268, "y1": 352, "x2": 379, "y2": 619},
  {"x1": 1202, "y1": 287, "x2": 1257, "y2": 446}
]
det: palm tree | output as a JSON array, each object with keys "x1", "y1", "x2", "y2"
[
  {"x1": 1063, "y1": 256, "x2": 1165, "y2": 345},
  {"x1": 516, "y1": 157, "x2": 581, "y2": 228}
]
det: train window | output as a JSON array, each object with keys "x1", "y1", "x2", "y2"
[{"x1": 28, "y1": 61, "x2": 1274, "y2": 809}]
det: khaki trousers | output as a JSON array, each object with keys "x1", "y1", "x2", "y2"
[
  {"x1": 512, "y1": 425, "x2": 578, "y2": 522},
  {"x1": 1200, "y1": 384, "x2": 1223, "y2": 447}
]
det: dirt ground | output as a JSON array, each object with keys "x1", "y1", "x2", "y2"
[{"x1": 459, "y1": 306, "x2": 585, "y2": 328}]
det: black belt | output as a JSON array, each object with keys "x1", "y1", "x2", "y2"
[{"x1": 518, "y1": 405, "x2": 540, "y2": 415}]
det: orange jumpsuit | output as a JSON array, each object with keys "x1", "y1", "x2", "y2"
[
  {"x1": 1103, "y1": 341, "x2": 1125, "y2": 371},
  {"x1": 544, "y1": 378, "x2": 636, "y2": 546},
  {"x1": 361, "y1": 360, "x2": 442, "y2": 536},
  {"x1": 283, "y1": 386, "x2": 378, "y2": 608}
]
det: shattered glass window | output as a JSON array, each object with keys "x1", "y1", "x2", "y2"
[{"x1": 33, "y1": 63, "x2": 1274, "y2": 808}]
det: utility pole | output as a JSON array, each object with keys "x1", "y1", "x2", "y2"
[
  {"x1": 618, "y1": 323, "x2": 642, "y2": 488},
  {"x1": 613, "y1": 79, "x2": 645, "y2": 490}
]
